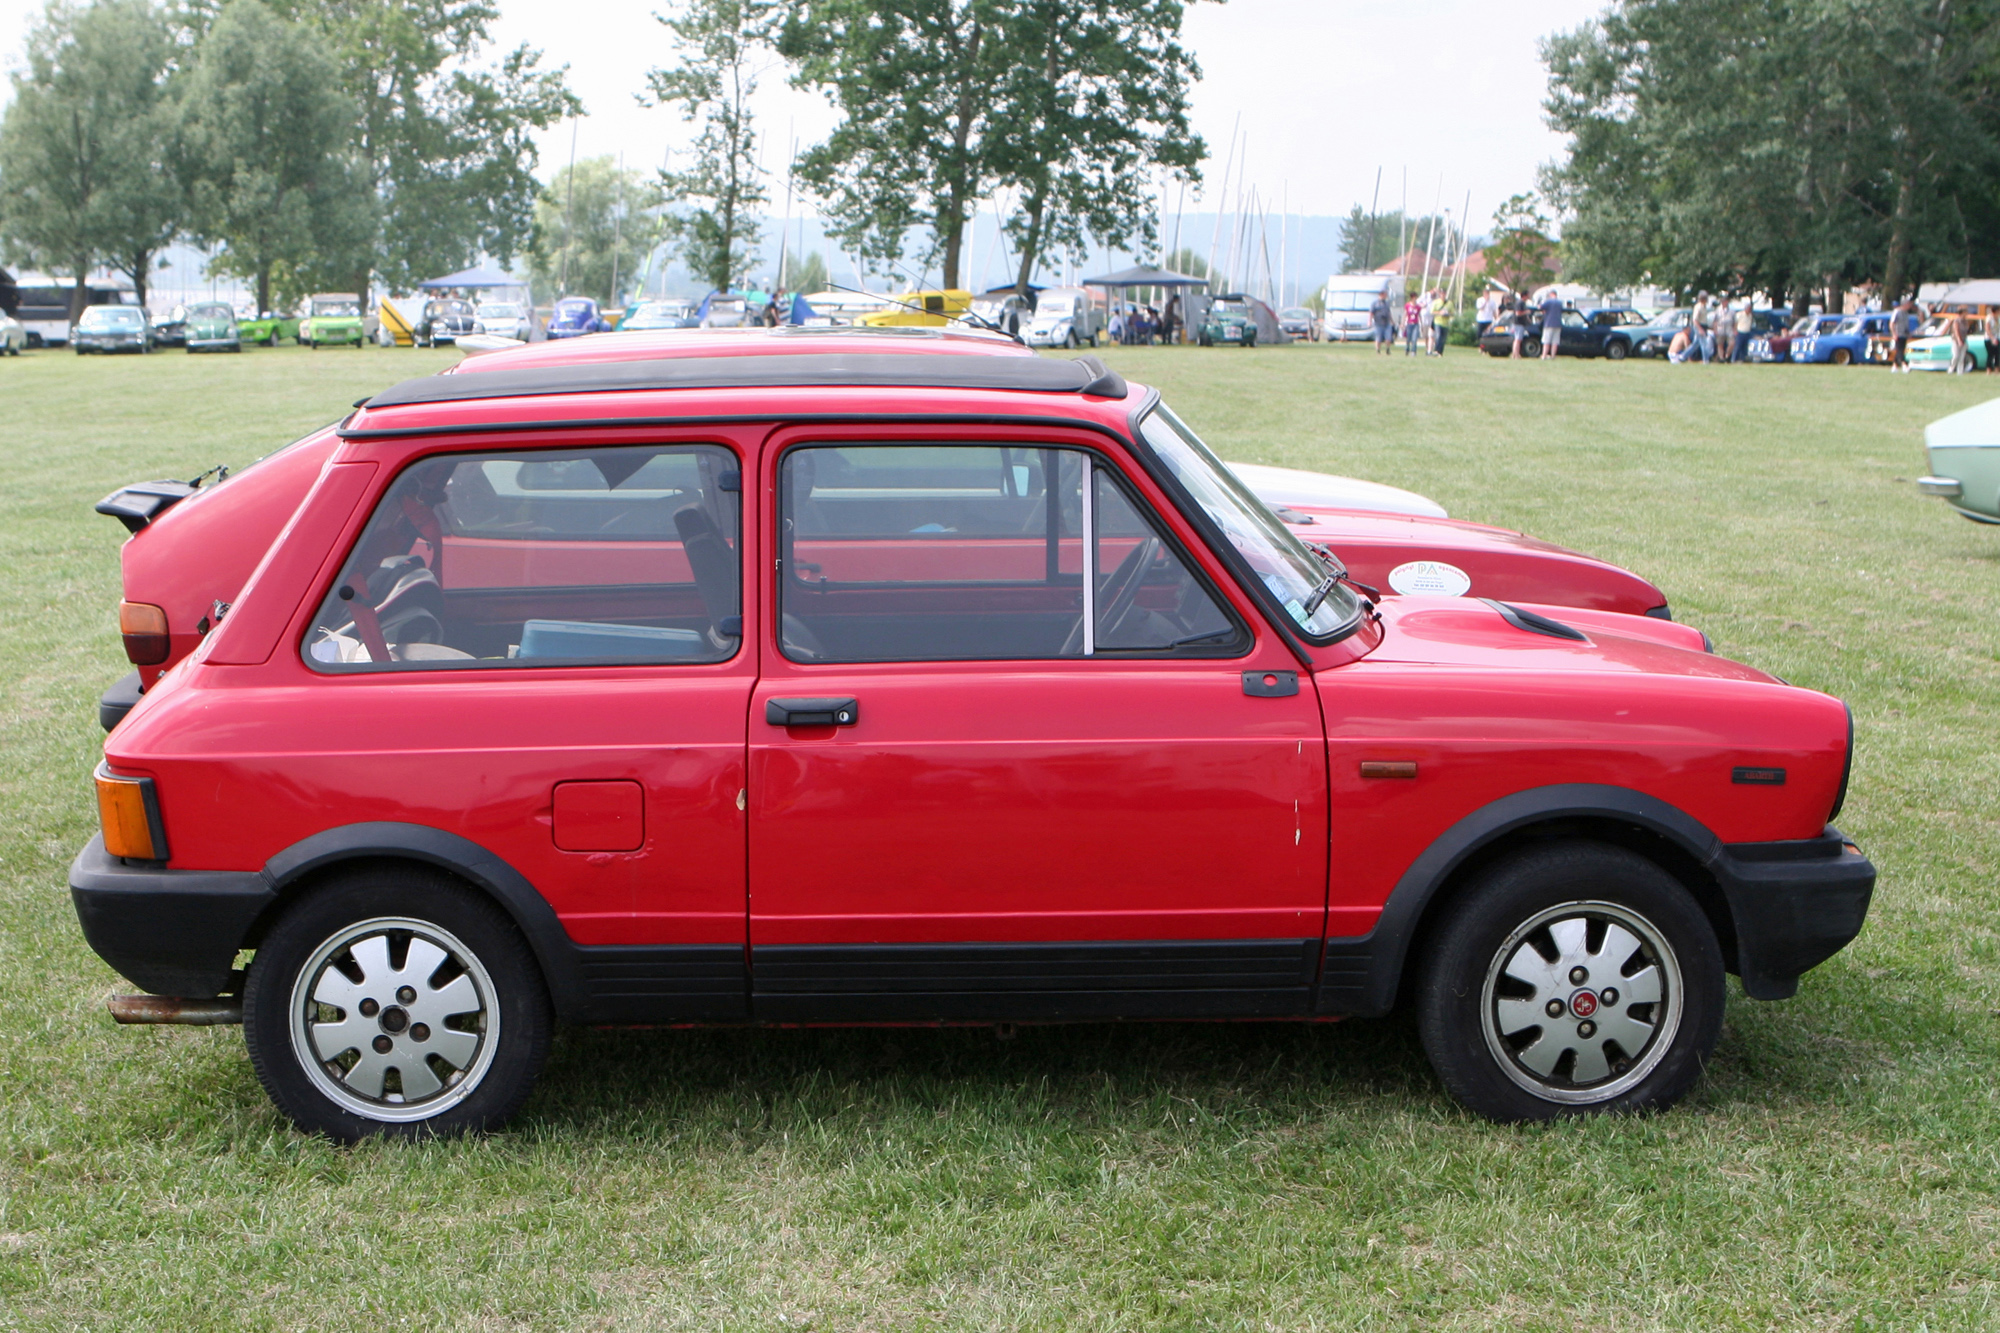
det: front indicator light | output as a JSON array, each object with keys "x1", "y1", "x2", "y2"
[
  {"x1": 95, "y1": 763, "x2": 166, "y2": 860},
  {"x1": 119, "y1": 601, "x2": 170, "y2": 664}
]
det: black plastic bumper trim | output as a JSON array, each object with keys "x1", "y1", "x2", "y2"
[
  {"x1": 69, "y1": 834, "x2": 272, "y2": 996},
  {"x1": 99, "y1": 670, "x2": 143, "y2": 732},
  {"x1": 1712, "y1": 825, "x2": 1875, "y2": 999}
]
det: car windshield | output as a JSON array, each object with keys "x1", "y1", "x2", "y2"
[
  {"x1": 1324, "y1": 291, "x2": 1379, "y2": 311},
  {"x1": 1137, "y1": 405, "x2": 1359, "y2": 638},
  {"x1": 429, "y1": 301, "x2": 472, "y2": 317},
  {"x1": 81, "y1": 308, "x2": 141, "y2": 328},
  {"x1": 312, "y1": 300, "x2": 359, "y2": 317},
  {"x1": 1280, "y1": 308, "x2": 1312, "y2": 321},
  {"x1": 189, "y1": 304, "x2": 232, "y2": 320},
  {"x1": 1837, "y1": 318, "x2": 1864, "y2": 334},
  {"x1": 478, "y1": 303, "x2": 521, "y2": 318},
  {"x1": 1213, "y1": 302, "x2": 1248, "y2": 316},
  {"x1": 555, "y1": 299, "x2": 592, "y2": 314},
  {"x1": 632, "y1": 303, "x2": 685, "y2": 320},
  {"x1": 1038, "y1": 296, "x2": 1079, "y2": 317}
]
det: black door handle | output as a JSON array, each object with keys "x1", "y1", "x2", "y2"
[{"x1": 766, "y1": 697, "x2": 859, "y2": 727}]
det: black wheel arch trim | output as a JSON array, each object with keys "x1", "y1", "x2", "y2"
[
  {"x1": 1315, "y1": 783, "x2": 1873, "y2": 1016},
  {"x1": 258, "y1": 822, "x2": 590, "y2": 1020}
]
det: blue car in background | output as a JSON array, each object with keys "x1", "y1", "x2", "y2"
[
  {"x1": 1794, "y1": 311, "x2": 1908, "y2": 365},
  {"x1": 547, "y1": 296, "x2": 610, "y2": 339}
]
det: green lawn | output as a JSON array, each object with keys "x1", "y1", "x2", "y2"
[{"x1": 3, "y1": 341, "x2": 1998, "y2": 1329}]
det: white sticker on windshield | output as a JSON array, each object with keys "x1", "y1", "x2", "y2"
[{"x1": 1388, "y1": 560, "x2": 1472, "y2": 597}]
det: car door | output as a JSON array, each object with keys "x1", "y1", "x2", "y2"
[{"x1": 745, "y1": 425, "x2": 1329, "y2": 1023}]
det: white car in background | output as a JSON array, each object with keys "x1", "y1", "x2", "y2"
[
  {"x1": 473, "y1": 301, "x2": 532, "y2": 341},
  {"x1": 1228, "y1": 462, "x2": 1447, "y2": 519},
  {"x1": 0, "y1": 313, "x2": 24, "y2": 355},
  {"x1": 1023, "y1": 286, "x2": 1107, "y2": 348}
]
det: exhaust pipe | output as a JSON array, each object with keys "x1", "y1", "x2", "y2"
[{"x1": 108, "y1": 994, "x2": 243, "y2": 1025}]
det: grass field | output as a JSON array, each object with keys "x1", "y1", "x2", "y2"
[{"x1": 3, "y1": 341, "x2": 1998, "y2": 1330}]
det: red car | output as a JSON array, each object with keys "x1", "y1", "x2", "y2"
[{"x1": 73, "y1": 330, "x2": 1873, "y2": 1139}]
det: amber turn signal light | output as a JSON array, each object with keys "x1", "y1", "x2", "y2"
[
  {"x1": 118, "y1": 601, "x2": 170, "y2": 665},
  {"x1": 95, "y1": 764, "x2": 164, "y2": 861}
]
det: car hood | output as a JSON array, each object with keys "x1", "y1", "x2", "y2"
[
  {"x1": 1366, "y1": 596, "x2": 1776, "y2": 683},
  {"x1": 1229, "y1": 463, "x2": 1447, "y2": 518}
]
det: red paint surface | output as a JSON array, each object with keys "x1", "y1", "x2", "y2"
[{"x1": 553, "y1": 780, "x2": 646, "y2": 852}]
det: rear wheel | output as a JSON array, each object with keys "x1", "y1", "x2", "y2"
[
  {"x1": 1416, "y1": 842, "x2": 1723, "y2": 1122},
  {"x1": 1606, "y1": 339, "x2": 1630, "y2": 361},
  {"x1": 243, "y1": 868, "x2": 550, "y2": 1142},
  {"x1": 1831, "y1": 347, "x2": 1853, "y2": 366}
]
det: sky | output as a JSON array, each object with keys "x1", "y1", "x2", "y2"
[{"x1": 0, "y1": 0, "x2": 1609, "y2": 240}]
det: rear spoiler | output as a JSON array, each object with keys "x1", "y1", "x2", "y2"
[{"x1": 95, "y1": 480, "x2": 197, "y2": 534}]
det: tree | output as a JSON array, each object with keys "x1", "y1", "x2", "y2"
[
  {"x1": 647, "y1": 0, "x2": 773, "y2": 294},
  {"x1": 0, "y1": 0, "x2": 183, "y2": 315},
  {"x1": 268, "y1": 0, "x2": 579, "y2": 302},
  {"x1": 1542, "y1": 0, "x2": 2000, "y2": 305},
  {"x1": 780, "y1": 247, "x2": 828, "y2": 294},
  {"x1": 990, "y1": 0, "x2": 1209, "y2": 294},
  {"x1": 526, "y1": 156, "x2": 661, "y2": 305},
  {"x1": 1336, "y1": 207, "x2": 1460, "y2": 274},
  {"x1": 1481, "y1": 194, "x2": 1558, "y2": 293},
  {"x1": 173, "y1": 0, "x2": 371, "y2": 314}
]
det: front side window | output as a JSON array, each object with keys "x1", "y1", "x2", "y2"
[
  {"x1": 305, "y1": 444, "x2": 740, "y2": 671},
  {"x1": 778, "y1": 444, "x2": 1241, "y2": 664},
  {"x1": 1136, "y1": 405, "x2": 1360, "y2": 639}
]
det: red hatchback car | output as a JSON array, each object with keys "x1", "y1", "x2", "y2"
[{"x1": 73, "y1": 330, "x2": 1873, "y2": 1139}]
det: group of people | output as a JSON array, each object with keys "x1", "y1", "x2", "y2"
[
  {"x1": 1472, "y1": 289, "x2": 1568, "y2": 361},
  {"x1": 1903, "y1": 302, "x2": 1999, "y2": 374},
  {"x1": 1660, "y1": 293, "x2": 1763, "y2": 364},
  {"x1": 1370, "y1": 288, "x2": 1454, "y2": 356},
  {"x1": 1110, "y1": 299, "x2": 1178, "y2": 345}
]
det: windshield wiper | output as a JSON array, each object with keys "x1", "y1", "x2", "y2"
[
  {"x1": 1302, "y1": 573, "x2": 1339, "y2": 619},
  {"x1": 1164, "y1": 628, "x2": 1236, "y2": 649}
]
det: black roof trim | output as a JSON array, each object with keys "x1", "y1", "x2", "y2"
[{"x1": 359, "y1": 351, "x2": 1127, "y2": 410}]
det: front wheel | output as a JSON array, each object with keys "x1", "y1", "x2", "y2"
[
  {"x1": 243, "y1": 868, "x2": 551, "y2": 1142},
  {"x1": 1605, "y1": 339, "x2": 1629, "y2": 361},
  {"x1": 1415, "y1": 842, "x2": 1723, "y2": 1123},
  {"x1": 1830, "y1": 347, "x2": 1852, "y2": 366}
]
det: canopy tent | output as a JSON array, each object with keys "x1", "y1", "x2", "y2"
[
  {"x1": 1080, "y1": 265, "x2": 1209, "y2": 289},
  {"x1": 416, "y1": 266, "x2": 519, "y2": 290}
]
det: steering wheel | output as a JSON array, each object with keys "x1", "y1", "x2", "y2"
[{"x1": 1061, "y1": 537, "x2": 1159, "y2": 655}]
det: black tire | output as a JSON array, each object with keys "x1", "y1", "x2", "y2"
[
  {"x1": 1415, "y1": 842, "x2": 1723, "y2": 1123},
  {"x1": 242, "y1": 867, "x2": 551, "y2": 1142},
  {"x1": 1065, "y1": 329, "x2": 1079, "y2": 350},
  {"x1": 1605, "y1": 338, "x2": 1629, "y2": 361},
  {"x1": 1830, "y1": 347, "x2": 1852, "y2": 366}
]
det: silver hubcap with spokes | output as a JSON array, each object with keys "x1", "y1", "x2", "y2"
[
  {"x1": 1480, "y1": 900, "x2": 1682, "y2": 1104},
  {"x1": 288, "y1": 916, "x2": 498, "y2": 1122}
]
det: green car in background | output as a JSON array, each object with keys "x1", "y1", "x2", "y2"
[
  {"x1": 239, "y1": 309, "x2": 300, "y2": 346},
  {"x1": 183, "y1": 301, "x2": 241, "y2": 353},
  {"x1": 1198, "y1": 295, "x2": 1257, "y2": 347},
  {"x1": 299, "y1": 292, "x2": 364, "y2": 348},
  {"x1": 1918, "y1": 396, "x2": 2000, "y2": 524}
]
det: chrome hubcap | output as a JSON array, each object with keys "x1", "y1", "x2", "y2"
[
  {"x1": 288, "y1": 917, "x2": 497, "y2": 1122},
  {"x1": 1480, "y1": 900, "x2": 1682, "y2": 1104}
]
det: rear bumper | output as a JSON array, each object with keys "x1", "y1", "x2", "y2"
[
  {"x1": 70, "y1": 835, "x2": 272, "y2": 996},
  {"x1": 99, "y1": 669, "x2": 142, "y2": 731},
  {"x1": 1712, "y1": 826, "x2": 1875, "y2": 999},
  {"x1": 1917, "y1": 476, "x2": 1963, "y2": 498}
]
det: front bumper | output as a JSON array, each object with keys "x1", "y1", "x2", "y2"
[
  {"x1": 99, "y1": 669, "x2": 142, "y2": 731},
  {"x1": 70, "y1": 834, "x2": 274, "y2": 996},
  {"x1": 1712, "y1": 826, "x2": 1875, "y2": 999}
]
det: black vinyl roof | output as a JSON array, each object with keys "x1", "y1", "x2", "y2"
[{"x1": 361, "y1": 352, "x2": 1128, "y2": 409}]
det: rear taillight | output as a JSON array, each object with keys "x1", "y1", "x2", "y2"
[
  {"x1": 119, "y1": 601, "x2": 169, "y2": 664},
  {"x1": 95, "y1": 762, "x2": 166, "y2": 860}
]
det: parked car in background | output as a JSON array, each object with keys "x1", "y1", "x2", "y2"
[
  {"x1": 1793, "y1": 312, "x2": 1895, "y2": 365},
  {"x1": 546, "y1": 296, "x2": 610, "y2": 338},
  {"x1": 75, "y1": 325, "x2": 1872, "y2": 1139},
  {"x1": 1579, "y1": 308, "x2": 1651, "y2": 359},
  {"x1": 1919, "y1": 396, "x2": 2000, "y2": 524},
  {"x1": 967, "y1": 291, "x2": 1031, "y2": 338},
  {"x1": 1907, "y1": 317, "x2": 1994, "y2": 372},
  {"x1": 856, "y1": 289, "x2": 973, "y2": 329},
  {"x1": 0, "y1": 312, "x2": 25, "y2": 355},
  {"x1": 1630, "y1": 308, "x2": 1689, "y2": 358},
  {"x1": 9, "y1": 271, "x2": 135, "y2": 346},
  {"x1": 1749, "y1": 313, "x2": 1835, "y2": 363},
  {"x1": 183, "y1": 302, "x2": 241, "y2": 353},
  {"x1": 1023, "y1": 287, "x2": 1106, "y2": 347},
  {"x1": 471, "y1": 301, "x2": 532, "y2": 341},
  {"x1": 1479, "y1": 308, "x2": 1602, "y2": 359},
  {"x1": 299, "y1": 294, "x2": 365, "y2": 349},
  {"x1": 617, "y1": 299, "x2": 700, "y2": 332},
  {"x1": 72, "y1": 304, "x2": 152, "y2": 354},
  {"x1": 698, "y1": 293, "x2": 754, "y2": 328},
  {"x1": 1278, "y1": 307, "x2": 1319, "y2": 342},
  {"x1": 150, "y1": 306, "x2": 189, "y2": 349},
  {"x1": 240, "y1": 310, "x2": 300, "y2": 347},
  {"x1": 416, "y1": 298, "x2": 479, "y2": 347},
  {"x1": 1200, "y1": 296, "x2": 1259, "y2": 347}
]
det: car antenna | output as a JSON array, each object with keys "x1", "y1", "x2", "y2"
[{"x1": 825, "y1": 281, "x2": 1025, "y2": 346}]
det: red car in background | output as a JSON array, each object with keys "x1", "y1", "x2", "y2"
[{"x1": 73, "y1": 329, "x2": 1871, "y2": 1140}]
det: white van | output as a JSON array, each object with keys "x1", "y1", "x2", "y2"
[{"x1": 1319, "y1": 273, "x2": 1407, "y2": 343}]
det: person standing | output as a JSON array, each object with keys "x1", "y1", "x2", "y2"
[
  {"x1": 1890, "y1": 298, "x2": 1916, "y2": 372},
  {"x1": 1539, "y1": 290, "x2": 1563, "y2": 360},
  {"x1": 1475, "y1": 288, "x2": 1497, "y2": 342},
  {"x1": 1949, "y1": 311, "x2": 1972, "y2": 374},
  {"x1": 1432, "y1": 291, "x2": 1450, "y2": 355},
  {"x1": 1404, "y1": 294, "x2": 1422, "y2": 356},
  {"x1": 1417, "y1": 293, "x2": 1436, "y2": 357},
  {"x1": 1732, "y1": 301, "x2": 1754, "y2": 362},
  {"x1": 1690, "y1": 296, "x2": 1713, "y2": 363},
  {"x1": 1508, "y1": 293, "x2": 1528, "y2": 360},
  {"x1": 1369, "y1": 291, "x2": 1392, "y2": 355},
  {"x1": 1162, "y1": 293, "x2": 1181, "y2": 345},
  {"x1": 1984, "y1": 307, "x2": 1999, "y2": 373}
]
